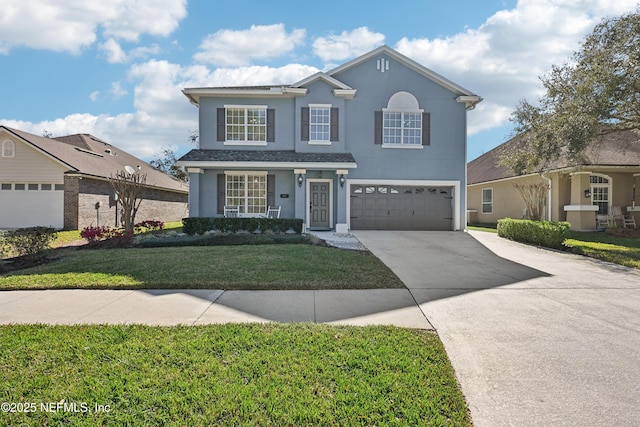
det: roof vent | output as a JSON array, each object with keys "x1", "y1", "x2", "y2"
[{"x1": 105, "y1": 149, "x2": 113, "y2": 155}]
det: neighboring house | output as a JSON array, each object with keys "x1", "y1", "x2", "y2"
[
  {"x1": 177, "y1": 46, "x2": 481, "y2": 232},
  {"x1": 467, "y1": 130, "x2": 640, "y2": 230},
  {"x1": 0, "y1": 126, "x2": 189, "y2": 230}
]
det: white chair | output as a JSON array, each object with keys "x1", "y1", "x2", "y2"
[
  {"x1": 623, "y1": 213, "x2": 637, "y2": 228},
  {"x1": 265, "y1": 206, "x2": 281, "y2": 219},
  {"x1": 224, "y1": 206, "x2": 240, "y2": 218},
  {"x1": 596, "y1": 214, "x2": 610, "y2": 229},
  {"x1": 611, "y1": 206, "x2": 624, "y2": 227}
]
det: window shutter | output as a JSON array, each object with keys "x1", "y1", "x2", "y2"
[
  {"x1": 422, "y1": 112, "x2": 431, "y2": 146},
  {"x1": 267, "y1": 175, "x2": 276, "y2": 208},
  {"x1": 374, "y1": 111, "x2": 383, "y2": 145},
  {"x1": 330, "y1": 107, "x2": 339, "y2": 141},
  {"x1": 267, "y1": 109, "x2": 275, "y2": 142},
  {"x1": 301, "y1": 107, "x2": 309, "y2": 141},
  {"x1": 217, "y1": 108, "x2": 225, "y2": 142},
  {"x1": 217, "y1": 174, "x2": 225, "y2": 214}
]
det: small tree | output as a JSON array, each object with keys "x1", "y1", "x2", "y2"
[
  {"x1": 513, "y1": 182, "x2": 549, "y2": 221},
  {"x1": 110, "y1": 169, "x2": 147, "y2": 232},
  {"x1": 150, "y1": 147, "x2": 188, "y2": 182}
]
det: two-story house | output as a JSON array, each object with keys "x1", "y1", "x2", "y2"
[{"x1": 178, "y1": 46, "x2": 481, "y2": 232}]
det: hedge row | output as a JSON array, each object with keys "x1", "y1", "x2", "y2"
[
  {"x1": 182, "y1": 217, "x2": 304, "y2": 236},
  {"x1": 497, "y1": 218, "x2": 570, "y2": 249}
]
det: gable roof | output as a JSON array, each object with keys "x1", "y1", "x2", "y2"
[
  {"x1": 1, "y1": 126, "x2": 188, "y2": 194},
  {"x1": 182, "y1": 45, "x2": 481, "y2": 108},
  {"x1": 468, "y1": 129, "x2": 640, "y2": 185},
  {"x1": 327, "y1": 45, "x2": 481, "y2": 107}
]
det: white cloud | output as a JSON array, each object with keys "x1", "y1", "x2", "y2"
[
  {"x1": 100, "y1": 38, "x2": 127, "y2": 63},
  {"x1": 0, "y1": 0, "x2": 187, "y2": 54},
  {"x1": 89, "y1": 91, "x2": 100, "y2": 102},
  {"x1": 193, "y1": 24, "x2": 306, "y2": 67},
  {"x1": 395, "y1": 0, "x2": 639, "y2": 137},
  {"x1": 313, "y1": 27, "x2": 385, "y2": 63},
  {"x1": 111, "y1": 82, "x2": 128, "y2": 98}
]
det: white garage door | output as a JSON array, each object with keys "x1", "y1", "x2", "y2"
[
  {"x1": 350, "y1": 184, "x2": 453, "y2": 231},
  {"x1": 0, "y1": 184, "x2": 64, "y2": 228}
]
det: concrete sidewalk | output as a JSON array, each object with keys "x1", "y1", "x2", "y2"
[{"x1": 0, "y1": 288, "x2": 432, "y2": 329}]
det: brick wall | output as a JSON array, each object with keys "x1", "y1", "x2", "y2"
[{"x1": 65, "y1": 176, "x2": 188, "y2": 230}]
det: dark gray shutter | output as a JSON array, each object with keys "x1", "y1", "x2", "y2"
[
  {"x1": 217, "y1": 174, "x2": 225, "y2": 214},
  {"x1": 330, "y1": 107, "x2": 339, "y2": 141},
  {"x1": 422, "y1": 112, "x2": 431, "y2": 146},
  {"x1": 217, "y1": 108, "x2": 225, "y2": 142},
  {"x1": 267, "y1": 109, "x2": 275, "y2": 142},
  {"x1": 301, "y1": 107, "x2": 309, "y2": 141},
  {"x1": 374, "y1": 111, "x2": 383, "y2": 145},
  {"x1": 267, "y1": 175, "x2": 276, "y2": 208}
]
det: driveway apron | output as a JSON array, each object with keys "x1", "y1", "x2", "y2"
[{"x1": 353, "y1": 230, "x2": 640, "y2": 427}]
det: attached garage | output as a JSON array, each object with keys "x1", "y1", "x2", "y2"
[
  {"x1": 350, "y1": 183, "x2": 453, "y2": 230},
  {"x1": 0, "y1": 184, "x2": 64, "y2": 229}
]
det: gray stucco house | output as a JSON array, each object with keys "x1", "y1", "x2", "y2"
[{"x1": 178, "y1": 46, "x2": 481, "y2": 232}]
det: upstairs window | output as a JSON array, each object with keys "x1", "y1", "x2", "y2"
[
  {"x1": 2, "y1": 140, "x2": 15, "y2": 157},
  {"x1": 217, "y1": 106, "x2": 275, "y2": 145},
  {"x1": 375, "y1": 91, "x2": 430, "y2": 147},
  {"x1": 301, "y1": 105, "x2": 339, "y2": 144}
]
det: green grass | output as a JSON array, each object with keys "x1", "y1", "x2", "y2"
[
  {"x1": 467, "y1": 224, "x2": 498, "y2": 233},
  {"x1": 0, "y1": 324, "x2": 471, "y2": 426},
  {"x1": 0, "y1": 245, "x2": 404, "y2": 290},
  {"x1": 564, "y1": 231, "x2": 640, "y2": 269}
]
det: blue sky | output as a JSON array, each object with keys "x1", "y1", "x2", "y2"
[{"x1": 0, "y1": 0, "x2": 636, "y2": 162}]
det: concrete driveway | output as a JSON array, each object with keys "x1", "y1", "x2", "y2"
[{"x1": 354, "y1": 230, "x2": 640, "y2": 427}]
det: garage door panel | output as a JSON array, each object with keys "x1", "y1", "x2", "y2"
[{"x1": 350, "y1": 184, "x2": 452, "y2": 231}]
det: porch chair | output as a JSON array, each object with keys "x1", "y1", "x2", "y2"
[
  {"x1": 596, "y1": 214, "x2": 611, "y2": 229},
  {"x1": 611, "y1": 206, "x2": 624, "y2": 227},
  {"x1": 224, "y1": 206, "x2": 240, "y2": 218},
  {"x1": 265, "y1": 206, "x2": 281, "y2": 219},
  {"x1": 623, "y1": 212, "x2": 637, "y2": 228}
]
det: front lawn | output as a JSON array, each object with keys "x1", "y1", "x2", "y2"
[
  {"x1": 0, "y1": 245, "x2": 405, "y2": 290},
  {"x1": 564, "y1": 231, "x2": 640, "y2": 269},
  {"x1": 0, "y1": 324, "x2": 471, "y2": 426}
]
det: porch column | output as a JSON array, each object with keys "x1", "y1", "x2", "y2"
[
  {"x1": 564, "y1": 172, "x2": 597, "y2": 230},
  {"x1": 187, "y1": 168, "x2": 203, "y2": 217},
  {"x1": 335, "y1": 169, "x2": 349, "y2": 234}
]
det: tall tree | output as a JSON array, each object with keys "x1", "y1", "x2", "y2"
[
  {"x1": 502, "y1": 9, "x2": 640, "y2": 174},
  {"x1": 150, "y1": 147, "x2": 188, "y2": 182}
]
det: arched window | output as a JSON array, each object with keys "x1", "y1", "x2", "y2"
[
  {"x1": 375, "y1": 91, "x2": 430, "y2": 147},
  {"x1": 2, "y1": 140, "x2": 15, "y2": 157},
  {"x1": 590, "y1": 173, "x2": 611, "y2": 215}
]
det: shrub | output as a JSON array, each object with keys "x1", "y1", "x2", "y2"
[
  {"x1": 135, "y1": 220, "x2": 164, "y2": 234},
  {"x1": 3, "y1": 227, "x2": 57, "y2": 259},
  {"x1": 182, "y1": 217, "x2": 304, "y2": 236},
  {"x1": 497, "y1": 218, "x2": 571, "y2": 249}
]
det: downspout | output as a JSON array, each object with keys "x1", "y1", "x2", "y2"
[{"x1": 541, "y1": 172, "x2": 552, "y2": 221}]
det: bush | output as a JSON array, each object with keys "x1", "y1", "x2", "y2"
[
  {"x1": 3, "y1": 227, "x2": 57, "y2": 259},
  {"x1": 497, "y1": 218, "x2": 571, "y2": 249},
  {"x1": 182, "y1": 217, "x2": 304, "y2": 236}
]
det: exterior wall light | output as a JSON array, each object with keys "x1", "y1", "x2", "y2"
[
  {"x1": 339, "y1": 174, "x2": 346, "y2": 187},
  {"x1": 297, "y1": 174, "x2": 304, "y2": 187},
  {"x1": 584, "y1": 189, "x2": 591, "y2": 198}
]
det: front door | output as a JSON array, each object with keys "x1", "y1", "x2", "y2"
[{"x1": 309, "y1": 180, "x2": 331, "y2": 229}]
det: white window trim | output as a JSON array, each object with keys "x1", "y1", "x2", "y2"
[
  {"x1": 224, "y1": 171, "x2": 268, "y2": 217},
  {"x1": 223, "y1": 104, "x2": 268, "y2": 146},
  {"x1": 381, "y1": 108, "x2": 424, "y2": 148},
  {"x1": 481, "y1": 187, "x2": 493, "y2": 214},
  {"x1": 2, "y1": 140, "x2": 15, "y2": 158},
  {"x1": 308, "y1": 104, "x2": 332, "y2": 145},
  {"x1": 590, "y1": 173, "x2": 612, "y2": 215}
]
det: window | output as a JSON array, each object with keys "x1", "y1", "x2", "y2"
[
  {"x1": 2, "y1": 140, "x2": 15, "y2": 157},
  {"x1": 54, "y1": 184, "x2": 64, "y2": 191},
  {"x1": 590, "y1": 174, "x2": 611, "y2": 215},
  {"x1": 383, "y1": 111, "x2": 422, "y2": 145},
  {"x1": 301, "y1": 106, "x2": 338, "y2": 143},
  {"x1": 28, "y1": 183, "x2": 39, "y2": 191},
  {"x1": 226, "y1": 172, "x2": 267, "y2": 215},
  {"x1": 375, "y1": 91, "x2": 429, "y2": 147},
  {"x1": 41, "y1": 184, "x2": 52, "y2": 191},
  {"x1": 310, "y1": 107, "x2": 330, "y2": 142},
  {"x1": 1, "y1": 183, "x2": 11, "y2": 190},
  {"x1": 14, "y1": 183, "x2": 25, "y2": 191},
  {"x1": 482, "y1": 188, "x2": 493, "y2": 214},
  {"x1": 225, "y1": 106, "x2": 266, "y2": 143}
]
